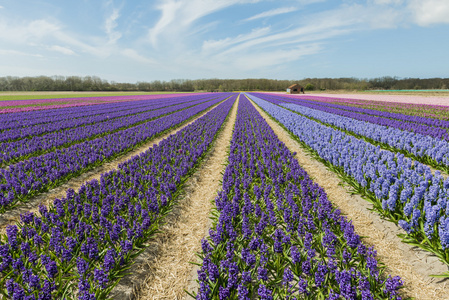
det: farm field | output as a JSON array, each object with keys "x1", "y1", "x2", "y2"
[
  {"x1": 0, "y1": 91, "x2": 192, "y2": 101},
  {"x1": 0, "y1": 92, "x2": 200, "y2": 114},
  {"x1": 1, "y1": 92, "x2": 449, "y2": 299}
]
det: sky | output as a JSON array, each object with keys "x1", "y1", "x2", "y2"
[{"x1": 0, "y1": 0, "x2": 448, "y2": 82}]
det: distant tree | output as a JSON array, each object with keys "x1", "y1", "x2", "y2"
[
  {"x1": 304, "y1": 83, "x2": 315, "y2": 91},
  {"x1": 1, "y1": 75, "x2": 449, "y2": 92}
]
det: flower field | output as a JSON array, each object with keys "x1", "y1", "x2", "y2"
[
  {"x1": 1, "y1": 91, "x2": 449, "y2": 299},
  {"x1": 0, "y1": 94, "x2": 197, "y2": 114}
]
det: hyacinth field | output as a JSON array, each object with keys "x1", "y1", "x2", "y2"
[{"x1": 2, "y1": 91, "x2": 449, "y2": 299}]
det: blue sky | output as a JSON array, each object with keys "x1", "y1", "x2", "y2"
[{"x1": 0, "y1": 0, "x2": 448, "y2": 82}]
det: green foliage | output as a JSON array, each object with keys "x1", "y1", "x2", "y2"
[
  {"x1": 304, "y1": 83, "x2": 315, "y2": 91},
  {"x1": 0, "y1": 75, "x2": 449, "y2": 92}
]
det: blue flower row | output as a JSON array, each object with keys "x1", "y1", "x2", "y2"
[
  {"x1": 284, "y1": 94, "x2": 449, "y2": 129},
  {"x1": 246, "y1": 93, "x2": 449, "y2": 269},
  {"x1": 280, "y1": 101, "x2": 449, "y2": 168},
  {"x1": 252, "y1": 92, "x2": 449, "y2": 143}
]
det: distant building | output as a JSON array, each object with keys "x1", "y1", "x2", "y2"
[{"x1": 287, "y1": 84, "x2": 304, "y2": 94}]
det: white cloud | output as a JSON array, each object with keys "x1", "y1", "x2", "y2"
[
  {"x1": 0, "y1": 19, "x2": 60, "y2": 43},
  {"x1": 0, "y1": 17, "x2": 107, "y2": 57},
  {"x1": 214, "y1": 18, "x2": 354, "y2": 58},
  {"x1": 148, "y1": 0, "x2": 183, "y2": 46},
  {"x1": 48, "y1": 45, "x2": 76, "y2": 55},
  {"x1": 369, "y1": 0, "x2": 403, "y2": 5},
  {"x1": 0, "y1": 5, "x2": 4, "y2": 9},
  {"x1": 244, "y1": 7, "x2": 298, "y2": 22},
  {"x1": 195, "y1": 3, "x2": 400, "y2": 74},
  {"x1": 121, "y1": 48, "x2": 157, "y2": 64},
  {"x1": 52, "y1": 31, "x2": 108, "y2": 57},
  {"x1": 202, "y1": 27, "x2": 271, "y2": 53},
  {"x1": 104, "y1": 4, "x2": 122, "y2": 44},
  {"x1": 0, "y1": 49, "x2": 43, "y2": 58},
  {"x1": 148, "y1": 0, "x2": 260, "y2": 46},
  {"x1": 27, "y1": 19, "x2": 60, "y2": 39},
  {"x1": 408, "y1": 0, "x2": 449, "y2": 26},
  {"x1": 230, "y1": 44, "x2": 323, "y2": 71},
  {"x1": 296, "y1": 0, "x2": 326, "y2": 4}
]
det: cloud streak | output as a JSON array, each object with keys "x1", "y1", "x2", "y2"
[
  {"x1": 148, "y1": 0, "x2": 260, "y2": 47},
  {"x1": 0, "y1": 49, "x2": 43, "y2": 58},
  {"x1": 121, "y1": 49, "x2": 157, "y2": 64},
  {"x1": 0, "y1": 0, "x2": 448, "y2": 81},
  {"x1": 244, "y1": 7, "x2": 298, "y2": 22},
  {"x1": 104, "y1": 1, "x2": 122, "y2": 44},
  {"x1": 48, "y1": 45, "x2": 76, "y2": 55},
  {"x1": 202, "y1": 27, "x2": 271, "y2": 53}
]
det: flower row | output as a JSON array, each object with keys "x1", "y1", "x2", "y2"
[
  {"x1": 0, "y1": 94, "x2": 236, "y2": 300},
  {"x1": 0, "y1": 95, "x2": 223, "y2": 165},
  {"x1": 251, "y1": 93, "x2": 449, "y2": 172},
  {"x1": 1, "y1": 98, "x2": 153, "y2": 131},
  {"x1": 246, "y1": 93, "x2": 449, "y2": 270},
  {"x1": 0, "y1": 94, "x2": 216, "y2": 140},
  {"x1": 195, "y1": 96, "x2": 402, "y2": 299},
  {"x1": 0, "y1": 93, "x2": 196, "y2": 114},
  {"x1": 252, "y1": 93, "x2": 449, "y2": 140},
  {"x1": 0, "y1": 95, "x2": 231, "y2": 212},
  {"x1": 284, "y1": 93, "x2": 449, "y2": 120},
  {"x1": 283, "y1": 94, "x2": 449, "y2": 129}
]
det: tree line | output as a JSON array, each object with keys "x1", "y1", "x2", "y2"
[{"x1": 0, "y1": 75, "x2": 448, "y2": 92}]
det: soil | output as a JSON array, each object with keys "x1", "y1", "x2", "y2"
[
  {"x1": 248, "y1": 96, "x2": 449, "y2": 300},
  {"x1": 3, "y1": 92, "x2": 449, "y2": 299},
  {"x1": 109, "y1": 96, "x2": 239, "y2": 299}
]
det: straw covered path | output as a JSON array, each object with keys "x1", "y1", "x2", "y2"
[
  {"x1": 109, "y1": 96, "x2": 239, "y2": 299},
  {"x1": 248, "y1": 96, "x2": 449, "y2": 300}
]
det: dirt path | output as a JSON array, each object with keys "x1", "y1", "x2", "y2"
[
  {"x1": 0, "y1": 101, "x2": 225, "y2": 233},
  {"x1": 248, "y1": 97, "x2": 449, "y2": 300},
  {"x1": 108, "y1": 95, "x2": 239, "y2": 300}
]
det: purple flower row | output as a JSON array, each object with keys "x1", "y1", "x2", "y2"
[
  {"x1": 0, "y1": 94, "x2": 236, "y2": 299},
  {"x1": 283, "y1": 94, "x2": 449, "y2": 120},
  {"x1": 0, "y1": 94, "x2": 214, "y2": 140},
  {"x1": 0, "y1": 95, "x2": 221, "y2": 166},
  {"x1": 251, "y1": 93, "x2": 449, "y2": 140},
  {"x1": 0, "y1": 93, "x2": 198, "y2": 114},
  {"x1": 246, "y1": 93, "x2": 449, "y2": 272},
  {"x1": 1, "y1": 98, "x2": 155, "y2": 131},
  {"x1": 285, "y1": 94, "x2": 449, "y2": 127},
  {"x1": 0, "y1": 94, "x2": 232, "y2": 212},
  {"x1": 196, "y1": 96, "x2": 402, "y2": 299}
]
